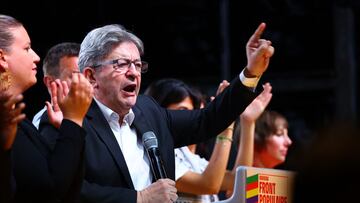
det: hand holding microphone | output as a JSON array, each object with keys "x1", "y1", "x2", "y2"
[
  {"x1": 142, "y1": 131, "x2": 167, "y2": 180},
  {"x1": 140, "y1": 132, "x2": 178, "y2": 202}
]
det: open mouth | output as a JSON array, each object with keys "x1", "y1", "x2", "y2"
[{"x1": 123, "y1": 84, "x2": 136, "y2": 93}]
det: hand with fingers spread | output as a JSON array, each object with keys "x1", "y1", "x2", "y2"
[
  {"x1": 137, "y1": 179, "x2": 178, "y2": 203},
  {"x1": 237, "y1": 83, "x2": 273, "y2": 166},
  {"x1": 0, "y1": 92, "x2": 25, "y2": 150},
  {"x1": 54, "y1": 73, "x2": 93, "y2": 127},
  {"x1": 245, "y1": 22, "x2": 275, "y2": 77},
  {"x1": 224, "y1": 83, "x2": 273, "y2": 197},
  {"x1": 241, "y1": 82, "x2": 273, "y2": 122},
  {"x1": 46, "y1": 80, "x2": 64, "y2": 129}
]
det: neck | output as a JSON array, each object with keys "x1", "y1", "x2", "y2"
[
  {"x1": 253, "y1": 155, "x2": 266, "y2": 168},
  {"x1": 94, "y1": 95, "x2": 130, "y2": 124},
  {"x1": 7, "y1": 85, "x2": 22, "y2": 96},
  {"x1": 187, "y1": 144, "x2": 197, "y2": 153},
  {"x1": 253, "y1": 151, "x2": 277, "y2": 168}
]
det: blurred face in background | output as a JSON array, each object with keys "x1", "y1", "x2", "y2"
[
  {"x1": 58, "y1": 56, "x2": 79, "y2": 86},
  {"x1": 258, "y1": 117, "x2": 292, "y2": 168},
  {"x1": 167, "y1": 96, "x2": 194, "y2": 110},
  {"x1": 44, "y1": 56, "x2": 78, "y2": 89}
]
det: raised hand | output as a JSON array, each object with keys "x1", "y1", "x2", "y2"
[
  {"x1": 0, "y1": 92, "x2": 25, "y2": 150},
  {"x1": 245, "y1": 23, "x2": 275, "y2": 77},
  {"x1": 210, "y1": 80, "x2": 230, "y2": 101},
  {"x1": 137, "y1": 179, "x2": 178, "y2": 203},
  {"x1": 215, "y1": 80, "x2": 230, "y2": 96},
  {"x1": 54, "y1": 73, "x2": 93, "y2": 127},
  {"x1": 241, "y1": 82, "x2": 272, "y2": 124},
  {"x1": 46, "y1": 80, "x2": 66, "y2": 129}
]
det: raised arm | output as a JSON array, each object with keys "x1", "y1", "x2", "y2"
[
  {"x1": 175, "y1": 80, "x2": 234, "y2": 194},
  {"x1": 45, "y1": 78, "x2": 65, "y2": 129},
  {"x1": 244, "y1": 22, "x2": 274, "y2": 78},
  {"x1": 51, "y1": 72, "x2": 93, "y2": 127},
  {"x1": 235, "y1": 82, "x2": 272, "y2": 167},
  {"x1": 47, "y1": 72, "x2": 93, "y2": 197},
  {"x1": 221, "y1": 83, "x2": 272, "y2": 191}
]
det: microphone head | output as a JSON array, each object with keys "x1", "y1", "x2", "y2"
[{"x1": 142, "y1": 131, "x2": 158, "y2": 149}]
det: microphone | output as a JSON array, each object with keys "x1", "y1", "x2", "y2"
[{"x1": 142, "y1": 131, "x2": 167, "y2": 180}]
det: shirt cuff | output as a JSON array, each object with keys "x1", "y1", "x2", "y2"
[{"x1": 239, "y1": 68, "x2": 261, "y2": 90}]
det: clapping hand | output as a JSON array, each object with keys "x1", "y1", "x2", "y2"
[{"x1": 0, "y1": 92, "x2": 25, "y2": 150}]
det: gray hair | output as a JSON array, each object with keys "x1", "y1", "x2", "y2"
[{"x1": 78, "y1": 24, "x2": 144, "y2": 72}]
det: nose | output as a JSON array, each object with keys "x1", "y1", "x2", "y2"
[
  {"x1": 284, "y1": 133, "x2": 292, "y2": 147},
  {"x1": 31, "y1": 49, "x2": 40, "y2": 63},
  {"x1": 125, "y1": 62, "x2": 140, "y2": 76},
  {"x1": 128, "y1": 62, "x2": 137, "y2": 71}
]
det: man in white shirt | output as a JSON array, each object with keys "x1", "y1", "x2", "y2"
[
  {"x1": 32, "y1": 42, "x2": 80, "y2": 150},
  {"x1": 39, "y1": 23, "x2": 274, "y2": 203}
]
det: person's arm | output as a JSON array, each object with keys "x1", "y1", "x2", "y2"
[
  {"x1": 175, "y1": 80, "x2": 233, "y2": 195},
  {"x1": 38, "y1": 112, "x2": 60, "y2": 151},
  {"x1": 242, "y1": 22, "x2": 274, "y2": 83},
  {"x1": 46, "y1": 73, "x2": 93, "y2": 198},
  {"x1": 82, "y1": 178, "x2": 178, "y2": 203},
  {"x1": 0, "y1": 93, "x2": 25, "y2": 150},
  {"x1": 221, "y1": 83, "x2": 272, "y2": 191},
  {"x1": 52, "y1": 73, "x2": 93, "y2": 127},
  {"x1": 44, "y1": 80, "x2": 64, "y2": 129},
  {"x1": 81, "y1": 180, "x2": 137, "y2": 203},
  {"x1": 0, "y1": 149, "x2": 13, "y2": 203},
  {"x1": 170, "y1": 23, "x2": 274, "y2": 148},
  {"x1": 0, "y1": 92, "x2": 25, "y2": 202},
  {"x1": 175, "y1": 125, "x2": 234, "y2": 194},
  {"x1": 137, "y1": 179, "x2": 178, "y2": 203}
]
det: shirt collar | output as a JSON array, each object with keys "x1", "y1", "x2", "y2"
[{"x1": 94, "y1": 97, "x2": 135, "y2": 125}]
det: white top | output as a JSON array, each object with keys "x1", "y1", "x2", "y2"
[
  {"x1": 32, "y1": 107, "x2": 46, "y2": 129},
  {"x1": 175, "y1": 146, "x2": 219, "y2": 203},
  {"x1": 94, "y1": 98, "x2": 152, "y2": 191}
]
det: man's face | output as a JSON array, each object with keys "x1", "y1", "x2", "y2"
[
  {"x1": 58, "y1": 56, "x2": 79, "y2": 86},
  {"x1": 93, "y1": 41, "x2": 142, "y2": 116}
]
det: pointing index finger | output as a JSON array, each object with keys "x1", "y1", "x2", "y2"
[{"x1": 249, "y1": 22, "x2": 266, "y2": 43}]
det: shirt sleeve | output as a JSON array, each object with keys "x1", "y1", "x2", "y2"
[
  {"x1": 174, "y1": 148, "x2": 190, "y2": 180},
  {"x1": 239, "y1": 68, "x2": 261, "y2": 90}
]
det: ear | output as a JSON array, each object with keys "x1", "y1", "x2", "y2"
[
  {"x1": 43, "y1": 75, "x2": 54, "y2": 88},
  {"x1": 83, "y1": 67, "x2": 98, "y2": 88},
  {"x1": 0, "y1": 49, "x2": 9, "y2": 71}
]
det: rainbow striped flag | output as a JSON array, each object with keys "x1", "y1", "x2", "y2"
[{"x1": 246, "y1": 174, "x2": 259, "y2": 203}]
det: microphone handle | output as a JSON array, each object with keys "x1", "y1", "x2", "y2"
[{"x1": 148, "y1": 148, "x2": 167, "y2": 180}]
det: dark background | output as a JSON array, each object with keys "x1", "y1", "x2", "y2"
[{"x1": 2, "y1": 0, "x2": 360, "y2": 168}]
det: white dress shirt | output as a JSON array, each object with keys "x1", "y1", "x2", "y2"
[
  {"x1": 94, "y1": 98, "x2": 152, "y2": 191},
  {"x1": 32, "y1": 107, "x2": 47, "y2": 129}
]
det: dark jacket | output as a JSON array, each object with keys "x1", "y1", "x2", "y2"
[
  {"x1": 10, "y1": 119, "x2": 86, "y2": 203},
  {"x1": 81, "y1": 77, "x2": 255, "y2": 203}
]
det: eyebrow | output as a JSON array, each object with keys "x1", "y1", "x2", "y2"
[
  {"x1": 23, "y1": 41, "x2": 31, "y2": 47},
  {"x1": 118, "y1": 57, "x2": 141, "y2": 61}
]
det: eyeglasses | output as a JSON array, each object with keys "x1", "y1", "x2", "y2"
[{"x1": 93, "y1": 58, "x2": 148, "y2": 73}]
